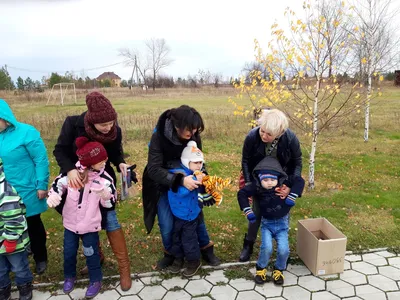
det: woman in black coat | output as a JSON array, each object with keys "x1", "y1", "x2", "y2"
[
  {"x1": 239, "y1": 109, "x2": 303, "y2": 262},
  {"x1": 53, "y1": 92, "x2": 132, "y2": 291},
  {"x1": 142, "y1": 105, "x2": 220, "y2": 270}
]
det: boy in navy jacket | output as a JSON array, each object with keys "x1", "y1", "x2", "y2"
[{"x1": 238, "y1": 156, "x2": 305, "y2": 285}]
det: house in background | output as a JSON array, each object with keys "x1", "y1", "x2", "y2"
[{"x1": 96, "y1": 72, "x2": 121, "y2": 87}]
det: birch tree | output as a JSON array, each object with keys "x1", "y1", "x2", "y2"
[
  {"x1": 349, "y1": 0, "x2": 400, "y2": 141},
  {"x1": 230, "y1": 0, "x2": 367, "y2": 190}
]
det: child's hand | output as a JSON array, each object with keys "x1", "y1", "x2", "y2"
[
  {"x1": 91, "y1": 186, "x2": 112, "y2": 200},
  {"x1": 37, "y1": 190, "x2": 47, "y2": 199},
  {"x1": 47, "y1": 193, "x2": 62, "y2": 208},
  {"x1": 194, "y1": 171, "x2": 205, "y2": 183},
  {"x1": 244, "y1": 207, "x2": 256, "y2": 223},
  {"x1": 3, "y1": 240, "x2": 17, "y2": 253}
]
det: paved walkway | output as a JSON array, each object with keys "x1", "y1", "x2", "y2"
[{"x1": 11, "y1": 249, "x2": 400, "y2": 300}]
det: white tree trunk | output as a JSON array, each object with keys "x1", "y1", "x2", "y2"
[
  {"x1": 308, "y1": 76, "x2": 320, "y2": 190},
  {"x1": 364, "y1": 72, "x2": 372, "y2": 142}
]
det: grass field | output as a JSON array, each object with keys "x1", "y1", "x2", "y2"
[{"x1": 2, "y1": 86, "x2": 400, "y2": 283}]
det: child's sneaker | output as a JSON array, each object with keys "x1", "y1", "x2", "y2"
[
  {"x1": 167, "y1": 258, "x2": 184, "y2": 274},
  {"x1": 85, "y1": 281, "x2": 101, "y2": 299},
  {"x1": 183, "y1": 260, "x2": 201, "y2": 277},
  {"x1": 63, "y1": 277, "x2": 76, "y2": 294},
  {"x1": 272, "y1": 269, "x2": 284, "y2": 285},
  {"x1": 0, "y1": 283, "x2": 11, "y2": 300},
  {"x1": 254, "y1": 265, "x2": 269, "y2": 284},
  {"x1": 17, "y1": 282, "x2": 32, "y2": 300}
]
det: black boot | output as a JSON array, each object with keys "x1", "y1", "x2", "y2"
[
  {"x1": 0, "y1": 283, "x2": 11, "y2": 300},
  {"x1": 239, "y1": 234, "x2": 254, "y2": 262},
  {"x1": 272, "y1": 269, "x2": 284, "y2": 285},
  {"x1": 157, "y1": 252, "x2": 175, "y2": 270},
  {"x1": 254, "y1": 265, "x2": 269, "y2": 285},
  {"x1": 201, "y1": 245, "x2": 221, "y2": 266},
  {"x1": 167, "y1": 258, "x2": 184, "y2": 274},
  {"x1": 35, "y1": 261, "x2": 47, "y2": 275},
  {"x1": 183, "y1": 260, "x2": 202, "y2": 277},
  {"x1": 17, "y1": 283, "x2": 32, "y2": 300}
]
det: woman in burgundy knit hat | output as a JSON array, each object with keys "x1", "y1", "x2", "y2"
[{"x1": 53, "y1": 91, "x2": 132, "y2": 291}]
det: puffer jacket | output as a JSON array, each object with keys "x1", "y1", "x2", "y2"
[
  {"x1": 49, "y1": 163, "x2": 116, "y2": 234},
  {"x1": 238, "y1": 156, "x2": 305, "y2": 219},
  {"x1": 168, "y1": 164, "x2": 201, "y2": 221},
  {"x1": 0, "y1": 159, "x2": 30, "y2": 255}
]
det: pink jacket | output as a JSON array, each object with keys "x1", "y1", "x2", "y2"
[{"x1": 49, "y1": 163, "x2": 116, "y2": 234}]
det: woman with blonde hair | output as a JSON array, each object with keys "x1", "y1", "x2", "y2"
[{"x1": 238, "y1": 108, "x2": 303, "y2": 262}]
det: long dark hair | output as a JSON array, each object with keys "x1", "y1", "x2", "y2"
[{"x1": 169, "y1": 105, "x2": 205, "y2": 134}]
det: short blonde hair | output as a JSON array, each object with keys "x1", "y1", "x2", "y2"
[{"x1": 257, "y1": 109, "x2": 289, "y2": 137}]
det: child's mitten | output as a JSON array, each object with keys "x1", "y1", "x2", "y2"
[
  {"x1": 47, "y1": 193, "x2": 62, "y2": 208},
  {"x1": 3, "y1": 240, "x2": 17, "y2": 253},
  {"x1": 243, "y1": 207, "x2": 256, "y2": 223},
  {"x1": 201, "y1": 193, "x2": 216, "y2": 207},
  {"x1": 285, "y1": 192, "x2": 298, "y2": 206}
]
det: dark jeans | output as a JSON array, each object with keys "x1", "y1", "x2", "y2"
[
  {"x1": 0, "y1": 251, "x2": 33, "y2": 288},
  {"x1": 171, "y1": 215, "x2": 201, "y2": 261},
  {"x1": 157, "y1": 192, "x2": 210, "y2": 252},
  {"x1": 64, "y1": 229, "x2": 102, "y2": 283},
  {"x1": 26, "y1": 213, "x2": 47, "y2": 263}
]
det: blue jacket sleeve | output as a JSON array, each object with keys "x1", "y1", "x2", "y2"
[
  {"x1": 25, "y1": 127, "x2": 49, "y2": 191},
  {"x1": 237, "y1": 184, "x2": 256, "y2": 211}
]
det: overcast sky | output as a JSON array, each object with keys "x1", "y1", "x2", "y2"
[
  {"x1": 1, "y1": 0, "x2": 399, "y2": 82},
  {"x1": 1, "y1": 0, "x2": 307, "y2": 82}
]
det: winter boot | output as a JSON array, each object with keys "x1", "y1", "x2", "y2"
[
  {"x1": 157, "y1": 252, "x2": 175, "y2": 270},
  {"x1": 200, "y1": 243, "x2": 221, "y2": 266},
  {"x1": 35, "y1": 261, "x2": 47, "y2": 274},
  {"x1": 17, "y1": 283, "x2": 32, "y2": 300},
  {"x1": 239, "y1": 234, "x2": 254, "y2": 262},
  {"x1": 167, "y1": 258, "x2": 184, "y2": 274},
  {"x1": 272, "y1": 269, "x2": 284, "y2": 285},
  {"x1": 0, "y1": 283, "x2": 11, "y2": 300},
  {"x1": 63, "y1": 277, "x2": 76, "y2": 294},
  {"x1": 80, "y1": 241, "x2": 105, "y2": 275},
  {"x1": 85, "y1": 281, "x2": 101, "y2": 299},
  {"x1": 254, "y1": 265, "x2": 269, "y2": 285},
  {"x1": 107, "y1": 229, "x2": 132, "y2": 291},
  {"x1": 183, "y1": 260, "x2": 202, "y2": 277}
]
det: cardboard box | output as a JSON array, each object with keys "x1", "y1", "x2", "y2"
[{"x1": 296, "y1": 218, "x2": 347, "y2": 276}]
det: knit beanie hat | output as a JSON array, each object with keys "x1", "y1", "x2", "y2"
[
  {"x1": 181, "y1": 141, "x2": 204, "y2": 169},
  {"x1": 76, "y1": 137, "x2": 108, "y2": 167},
  {"x1": 258, "y1": 170, "x2": 280, "y2": 181},
  {"x1": 85, "y1": 92, "x2": 117, "y2": 124}
]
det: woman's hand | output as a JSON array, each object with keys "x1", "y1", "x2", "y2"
[
  {"x1": 67, "y1": 169, "x2": 84, "y2": 189},
  {"x1": 183, "y1": 176, "x2": 201, "y2": 191},
  {"x1": 275, "y1": 184, "x2": 291, "y2": 199},
  {"x1": 119, "y1": 163, "x2": 129, "y2": 177},
  {"x1": 37, "y1": 190, "x2": 48, "y2": 199}
]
